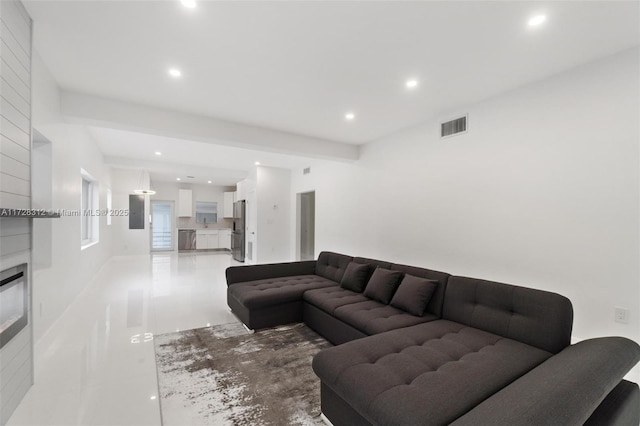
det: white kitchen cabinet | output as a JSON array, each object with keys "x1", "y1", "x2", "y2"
[
  {"x1": 223, "y1": 192, "x2": 235, "y2": 218},
  {"x1": 219, "y1": 229, "x2": 231, "y2": 250},
  {"x1": 195, "y1": 233, "x2": 208, "y2": 250},
  {"x1": 195, "y1": 230, "x2": 219, "y2": 249},
  {"x1": 178, "y1": 189, "x2": 193, "y2": 217}
]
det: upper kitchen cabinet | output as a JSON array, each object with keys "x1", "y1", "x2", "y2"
[
  {"x1": 223, "y1": 191, "x2": 235, "y2": 218},
  {"x1": 178, "y1": 189, "x2": 193, "y2": 217}
]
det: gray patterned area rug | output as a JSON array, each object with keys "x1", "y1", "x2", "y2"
[{"x1": 154, "y1": 322, "x2": 332, "y2": 425}]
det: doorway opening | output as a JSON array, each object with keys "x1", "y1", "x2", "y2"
[
  {"x1": 150, "y1": 201, "x2": 174, "y2": 251},
  {"x1": 297, "y1": 191, "x2": 315, "y2": 261}
]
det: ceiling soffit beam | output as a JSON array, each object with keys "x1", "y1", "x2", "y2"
[
  {"x1": 104, "y1": 156, "x2": 248, "y2": 180},
  {"x1": 61, "y1": 91, "x2": 359, "y2": 162}
]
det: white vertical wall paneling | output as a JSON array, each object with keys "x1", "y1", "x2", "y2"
[
  {"x1": 0, "y1": 22, "x2": 30, "y2": 70},
  {"x1": 0, "y1": 136, "x2": 29, "y2": 164},
  {"x1": 0, "y1": 44, "x2": 30, "y2": 88},
  {"x1": 0, "y1": 0, "x2": 32, "y2": 424},
  {"x1": 0, "y1": 2, "x2": 30, "y2": 52},
  {"x1": 1, "y1": 97, "x2": 29, "y2": 131},
  {"x1": 0, "y1": 172, "x2": 29, "y2": 196},
  {"x1": 1, "y1": 154, "x2": 29, "y2": 180},
  {"x1": 0, "y1": 61, "x2": 29, "y2": 101},
  {"x1": 1, "y1": 79, "x2": 29, "y2": 117},
  {"x1": 0, "y1": 116, "x2": 28, "y2": 148}
]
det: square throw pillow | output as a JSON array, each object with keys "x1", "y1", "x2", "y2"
[
  {"x1": 340, "y1": 262, "x2": 371, "y2": 293},
  {"x1": 363, "y1": 268, "x2": 404, "y2": 304},
  {"x1": 390, "y1": 274, "x2": 438, "y2": 316}
]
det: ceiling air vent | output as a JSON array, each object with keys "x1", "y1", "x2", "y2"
[
  {"x1": 303, "y1": 167, "x2": 311, "y2": 175},
  {"x1": 440, "y1": 115, "x2": 468, "y2": 138}
]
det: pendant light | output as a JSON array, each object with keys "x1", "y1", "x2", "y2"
[{"x1": 133, "y1": 171, "x2": 156, "y2": 195}]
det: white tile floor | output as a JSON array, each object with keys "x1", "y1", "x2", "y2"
[{"x1": 8, "y1": 251, "x2": 242, "y2": 426}]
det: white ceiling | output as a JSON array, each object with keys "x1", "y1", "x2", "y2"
[
  {"x1": 88, "y1": 126, "x2": 312, "y2": 185},
  {"x1": 23, "y1": 1, "x2": 640, "y2": 181}
]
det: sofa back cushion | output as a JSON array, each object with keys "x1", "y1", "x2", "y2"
[
  {"x1": 390, "y1": 274, "x2": 438, "y2": 316},
  {"x1": 389, "y1": 263, "x2": 450, "y2": 317},
  {"x1": 443, "y1": 276, "x2": 573, "y2": 354},
  {"x1": 363, "y1": 268, "x2": 404, "y2": 304},
  {"x1": 315, "y1": 252, "x2": 354, "y2": 283},
  {"x1": 340, "y1": 262, "x2": 372, "y2": 293},
  {"x1": 354, "y1": 256, "x2": 393, "y2": 271}
]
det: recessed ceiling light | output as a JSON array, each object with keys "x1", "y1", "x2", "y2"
[
  {"x1": 406, "y1": 79, "x2": 419, "y2": 89},
  {"x1": 168, "y1": 68, "x2": 182, "y2": 78},
  {"x1": 155, "y1": 151, "x2": 162, "y2": 156},
  {"x1": 150, "y1": 396, "x2": 157, "y2": 400},
  {"x1": 176, "y1": 177, "x2": 181, "y2": 181},
  {"x1": 528, "y1": 14, "x2": 546, "y2": 27},
  {"x1": 207, "y1": 180, "x2": 212, "y2": 184},
  {"x1": 180, "y1": 0, "x2": 196, "y2": 8},
  {"x1": 345, "y1": 112, "x2": 355, "y2": 121},
  {"x1": 254, "y1": 161, "x2": 261, "y2": 166}
]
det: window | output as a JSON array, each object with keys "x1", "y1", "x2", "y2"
[
  {"x1": 195, "y1": 201, "x2": 217, "y2": 224},
  {"x1": 81, "y1": 169, "x2": 99, "y2": 248}
]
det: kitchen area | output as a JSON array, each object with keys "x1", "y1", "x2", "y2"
[
  {"x1": 150, "y1": 180, "x2": 244, "y2": 261},
  {"x1": 177, "y1": 188, "x2": 235, "y2": 252}
]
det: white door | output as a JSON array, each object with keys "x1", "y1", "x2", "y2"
[
  {"x1": 298, "y1": 191, "x2": 315, "y2": 260},
  {"x1": 246, "y1": 188, "x2": 257, "y2": 264},
  {"x1": 151, "y1": 201, "x2": 174, "y2": 251}
]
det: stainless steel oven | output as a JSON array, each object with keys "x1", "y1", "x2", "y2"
[{"x1": 0, "y1": 264, "x2": 28, "y2": 350}]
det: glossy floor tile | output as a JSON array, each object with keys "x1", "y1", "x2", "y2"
[{"x1": 7, "y1": 252, "x2": 242, "y2": 426}]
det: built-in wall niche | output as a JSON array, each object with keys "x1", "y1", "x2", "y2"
[
  {"x1": 195, "y1": 201, "x2": 217, "y2": 224},
  {"x1": 32, "y1": 130, "x2": 53, "y2": 270}
]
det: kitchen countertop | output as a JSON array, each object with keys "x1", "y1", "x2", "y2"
[{"x1": 178, "y1": 228, "x2": 231, "y2": 231}]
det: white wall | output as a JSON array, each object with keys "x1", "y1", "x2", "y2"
[
  {"x1": 256, "y1": 167, "x2": 291, "y2": 263},
  {"x1": 31, "y1": 52, "x2": 113, "y2": 343},
  {"x1": 291, "y1": 48, "x2": 640, "y2": 360}
]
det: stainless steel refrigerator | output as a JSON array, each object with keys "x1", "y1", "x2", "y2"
[{"x1": 232, "y1": 200, "x2": 246, "y2": 262}]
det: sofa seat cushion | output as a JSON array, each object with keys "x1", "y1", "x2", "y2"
[
  {"x1": 313, "y1": 320, "x2": 552, "y2": 426},
  {"x1": 228, "y1": 275, "x2": 338, "y2": 309},
  {"x1": 303, "y1": 286, "x2": 370, "y2": 314},
  {"x1": 334, "y1": 300, "x2": 437, "y2": 335}
]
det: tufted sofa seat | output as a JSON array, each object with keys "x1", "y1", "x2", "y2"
[
  {"x1": 227, "y1": 274, "x2": 337, "y2": 330},
  {"x1": 304, "y1": 287, "x2": 437, "y2": 336},
  {"x1": 229, "y1": 275, "x2": 337, "y2": 309},
  {"x1": 313, "y1": 320, "x2": 552, "y2": 425}
]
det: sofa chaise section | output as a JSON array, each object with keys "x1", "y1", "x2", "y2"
[
  {"x1": 313, "y1": 320, "x2": 553, "y2": 425},
  {"x1": 313, "y1": 274, "x2": 575, "y2": 425},
  {"x1": 226, "y1": 252, "x2": 352, "y2": 329}
]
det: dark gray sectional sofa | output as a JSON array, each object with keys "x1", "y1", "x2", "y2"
[{"x1": 226, "y1": 251, "x2": 640, "y2": 425}]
